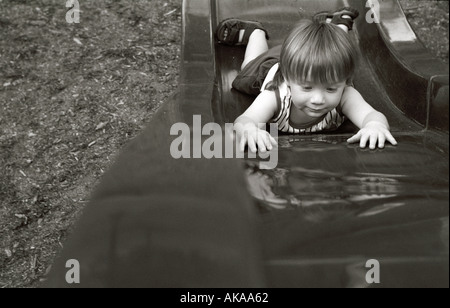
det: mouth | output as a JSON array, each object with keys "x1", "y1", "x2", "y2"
[{"x1": 307, "y1": 107, "x2": 325, "y2": 113}]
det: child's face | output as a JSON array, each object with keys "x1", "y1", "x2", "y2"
[{"x1": 288, "y1": 80, "x2": 347, "y2": 118}]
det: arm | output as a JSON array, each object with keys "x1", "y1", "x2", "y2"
[
  {"x1": 234, "y1": 90, "x2": 279, "y2": 153},
  {"x1": 341, "y1": 86, "x2": 397, "y2": 149}
]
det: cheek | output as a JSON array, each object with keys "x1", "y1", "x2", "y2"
[
  {"x1": 290, "y1": 91, "x2": 309, "y2": 106},
  {"x1": 326, "y1": 92, "x2": 343, "y2": 106},
  {"x1": 291, "y1": 95, "x2": 309, "y2": 108}
]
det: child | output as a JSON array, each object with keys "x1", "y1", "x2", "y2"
[{"x1": 216, "y1": 8, "x2": 397, "y2": 153}]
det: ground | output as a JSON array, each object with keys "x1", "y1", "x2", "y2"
[
  {"x1": 399, "y1": 0, "x2": 449, "y2": 63},
  {"x1": 0, "y1": 0, "x2": 448, "y2": 288},
  {"x1": 0, "y1": 0, "x2": 181, "y2": 288}
]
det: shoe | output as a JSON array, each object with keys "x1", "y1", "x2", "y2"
[
  {"x1": 216, "y1": 18, "x2": 269, "y2": 46},
  {"x1": 313, "y1": 7, "x2": 360, "y2": 30}
]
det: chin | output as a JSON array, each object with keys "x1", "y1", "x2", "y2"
[{"x1": 307, "y1": 111, "x2": 326, "y2": 118}]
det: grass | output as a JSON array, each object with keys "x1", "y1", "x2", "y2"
[{"x1": 0, "y1": 0, "x2": 448, "y2": 288}]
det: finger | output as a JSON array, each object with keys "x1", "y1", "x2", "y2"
[
  {"x1": 359, "y1": 133, "x2": 369, "y2": 148},
  {"x1": 265, "y1": 138, "x2": 273, "y2": 151},
  {"x1": 263, "y1": 133, "x2": 273, "y2": 151},
  {"x1": 369, "y1": 133, "x2": 377, "y2": 150},
  {"x1": 248, "y1": 137, "x2": 257, "y2": 153},
  {"x1": 386, "y1": 133, "x2": 398, "y2": 146},
  {"x1": 256, "y1": 134, "x2": 267, "y2": 153},
  {"x1": 378, "y1": 133, "x2": 386, "y2": 149},
  {"x1": 270, "y1": 135, "x2": 278, "y2": 147},
  {"x1": 259, "y1": 133, "x2": 269, "y2": 150},
  {"x1": 347, "y1": 131, "x2": 362, "y2": 144},
  {"x1": 240, "y1": 135, "x2": 247, "y2": 152}
]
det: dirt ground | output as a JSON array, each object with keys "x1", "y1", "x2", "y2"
[
  {"x1": 0, "y1": 0, "x2": 448, "y2": 288},
  {"x1": 0, "y1": 0, "x2": 181, "y2": 288}
]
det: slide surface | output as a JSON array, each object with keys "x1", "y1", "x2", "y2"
[{"x1": 210, "y1": 0, "x2": 448, "y2": 287}]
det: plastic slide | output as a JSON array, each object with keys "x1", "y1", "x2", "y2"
[{"x1": 45, "y1": 0, "x2": 449, "y2": 288}]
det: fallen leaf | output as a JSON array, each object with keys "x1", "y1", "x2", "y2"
[
  {"x1": 95, "y1": 122, "x2": 107, "y2": 130},
  {"x1": 5, "y1": 249, "x2": 12, "y2": 258}
]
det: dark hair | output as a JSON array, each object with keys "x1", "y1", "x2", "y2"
[{"x1": 267, "y1": 19, "x2": 359, "y2": 90}]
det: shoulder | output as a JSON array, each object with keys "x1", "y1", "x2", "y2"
[
  {"x1": 337, "y1": 86, "x2": 360, "y2": 115},
  {"x1": 267, "y1": 63, "x2": 279, "y2": 78},
  {"x1": 340, "y1": 86, "x2": 364, "y2": 106},
  {"x1": 342, "y1": 85, "x2": 360, "y2": 98},
  {"x1": 261, "y1": 63, "x2": 280, "y2": 91}
]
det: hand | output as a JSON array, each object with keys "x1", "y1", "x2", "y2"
[
  {"x1": 347, "y1": 121, "x2": 397, "y2": 149},
  {"x1": 239, "y1": 125, "x2": 278, "y2": 153}
]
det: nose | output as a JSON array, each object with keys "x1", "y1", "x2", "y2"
[{"x1": 310, "y1": 91, "x2": 325, "y2": 105}]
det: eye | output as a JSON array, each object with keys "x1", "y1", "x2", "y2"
[
  {"x1": 326, "y1": 88, "x2": 338, "y2": 93},
  {"x1": 302, "y1": 86, "x2": 313, "y2": 91}
]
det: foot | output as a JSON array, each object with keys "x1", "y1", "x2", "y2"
[
  {"x1": 216, "y1": 18, "x2": 269, "y2": 46},
  {"x1": 313, "y1": 7, "x2": 360, "y2": 31},
  {"x1": 221, "y1": 28, "x2": 245, "y2": 45}
]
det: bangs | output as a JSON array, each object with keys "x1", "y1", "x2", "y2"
[
  {"x1": 281, "y1": 20, "x2": 357, "y2": 85},
  {"x1": 288, "y1": 49, "x2": 353, "y2": 85}
]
